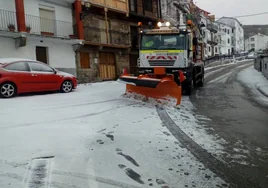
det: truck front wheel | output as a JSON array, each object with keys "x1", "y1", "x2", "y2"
[{"x1": 184, "y1": 79, "x2": 193, "y2": 96}]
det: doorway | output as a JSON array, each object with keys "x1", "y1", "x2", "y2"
[
  {"x1": 99, "y1": 52, "x2": 116, "y2": 80},
  {"x1": 36, "y1": 46, "x2": 48, "y2": 64},
  {"x1": 129, "y1": 54, "x2": 139, "y2": 75}
]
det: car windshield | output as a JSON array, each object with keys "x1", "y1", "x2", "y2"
[{"x1": 140, "y1": 34, "x2": 186, "y2": 50}]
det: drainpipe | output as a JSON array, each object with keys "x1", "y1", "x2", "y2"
[
  {"x1": 15, "y1": 0, "x2": 26, "y2": 32},
  {"x1": 74, "y1": 0, "x2": 84, "y2": 40}
]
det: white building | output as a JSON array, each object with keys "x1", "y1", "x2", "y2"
[
  {"x1": 0, "y1": 0, "x2": 83, "y2": 76},
  {"x1": 215, "y1": 22, "x2": 234, "y2": 55},
  {"x1": 217, "y1": 17, "x2": 244, "y2": 53},
  {"x1": 245, "y1": 33, "x2": 268, "y2": 52},
  {"x1": 161, "y1": 0, "x2": 190, "y2": 27}
]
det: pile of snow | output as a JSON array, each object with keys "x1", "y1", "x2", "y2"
[
  {"x1": 122, "y1": 92, "x2": 178, "y2": 108},
  {"x1": 166, "y1": 97, "x2": 227, "y2": 159},
  {"x1": 238, "y1": 66, "x2": 268, "y2": 103}
]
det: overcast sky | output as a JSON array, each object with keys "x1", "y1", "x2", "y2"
[{"x1": 195, "y1": 0, "x2": 268, "y2": 25}]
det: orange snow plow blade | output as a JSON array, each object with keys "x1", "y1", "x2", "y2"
[{"x1": 119, "y1": 75, "x2": 182, "y2": 106}]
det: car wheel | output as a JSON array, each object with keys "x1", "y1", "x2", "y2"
[
  {"x1": 61, "y1": 80, "x2": 73, "y2": 93},
  {"x1": 0, "y1": 82, "x2": 17, "y2": 98}
]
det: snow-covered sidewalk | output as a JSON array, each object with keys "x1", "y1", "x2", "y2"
[
  {"x1": 238, "y1": 66, "x2": 268, "y2": 103},
  {"x1": 205, "y1": 59, "x2": 252, "y2": 73},
  {"x1": 0, "y1": 82, "x2": 227, "y2": 188}
]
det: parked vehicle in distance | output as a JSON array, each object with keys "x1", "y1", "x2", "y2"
[
  {"x1": 0, "y1": 58, "x2": 77, "y2": 98},
  {"x1": 246, "y1": 53, "x2": 256, "y2": 59}
]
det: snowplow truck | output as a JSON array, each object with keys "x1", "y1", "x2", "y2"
[{"x1": 119, "y1": 21, "x2": 205, "y2": 106}]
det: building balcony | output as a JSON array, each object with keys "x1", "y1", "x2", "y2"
[
  {"x1": 84, "y1": 26, "x2": 130, "y2": 48},
  {"x1": 129, "y1": 1, "x2": 159, "y2": 21},
  {"x1": 0, "y1": 9, "x2": 75, "y2": 39},
  {"x1": 207, "y1": 23, "x2": 218, "y2": 33},
  {"x1": 25, "y1": 14, "x2": 74, "y2": 38},
  {"x1": 86, "y1": 0, "x2": 128, "y2": 14},
  {"x1": 0, "y1": 9, "x2": 18, "y2": 32}
]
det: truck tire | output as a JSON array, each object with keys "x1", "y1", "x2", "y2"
[
  {"x1": 185, "y1": 79, "x2": 193, "y2": 96},
  {"x1": 197, "y1": 69, "x2": 204, "y2": 87}
]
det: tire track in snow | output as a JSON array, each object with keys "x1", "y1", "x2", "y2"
[
  {"x1": 0, "y1": 102, "x2": 139, "y2": 130},
  {"x1": 52, "y1": 170, "x2": 141, "y2": 188},
  {"x1": 156, "y1": 107, "x2": 259, "y2": 188}
]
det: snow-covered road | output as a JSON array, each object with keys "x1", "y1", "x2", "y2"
[{"x1": 0, "y1": 82, "x2": 227, "y2": 188}]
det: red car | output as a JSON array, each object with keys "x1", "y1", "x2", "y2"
[{"x1": 0, "y1": 58, "x2": 77, "y2": 98}]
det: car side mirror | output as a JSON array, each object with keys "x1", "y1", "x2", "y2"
[{"x1": 53, "y1": 69, "x2": 57, "y2": 74}]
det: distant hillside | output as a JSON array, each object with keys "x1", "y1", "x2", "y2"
[{"x1": 243, "y1": 25, "x2": 268, "y2": 39}]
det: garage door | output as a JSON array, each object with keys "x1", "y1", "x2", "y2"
[{"x1": 99, "y1": 52, "x2": 116, "y2": 80}]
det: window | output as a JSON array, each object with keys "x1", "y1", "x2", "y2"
[
  {"x1": 80, "y1": 52, "x2": 90, "y2": 69},
  {"x1": 144, "y1": 0, "x2": 153, "y2": 12},
  {"x1": 29, "y1": 62, "x2": 54, "y2": 72},
  {"x1": 227, "y1": 29, "x2": 229, "y2": 34},
  {"x1": 251, "y1": 38, "x2": 255, "y2": 41},
  {"x1": 265, "y1": 63, "x2": 267, "y2": 70},
  {"x1": 208, "y1": 46, "x2": 211, "y2": 52},
  {"x1": 39, "y1": 7, "x2": 55, "y2": 34},
  {"x1": 4, "y1": 62, "x2": 30, "y2": 72},
  {"x1": 232, "y1": 28, "x2": 234, "y2": 33},
  {"x1": 141, "y1": 34, "x2": 186, "y2": 50},
  {"x1": 215, "y1": 47, "x2": 218, "y2": 53},
  {"x1": 130, "y1": 0, "x2": 137, "y2": 12},
  {"x1": 228, "y1": 38, "x2": 230, "y2": 44},
  {"x1": 251, "y1": 44, "x2": 255, "y2": 48}
]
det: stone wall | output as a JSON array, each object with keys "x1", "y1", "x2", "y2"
[
  {"x1": 83, "y1": 14, "x2": 130, "y2": 46},
  {"x1": 115, "y1": 54, "x2": 130, "y2": 76},
  {"x1": 262, "y1": 58, "x2": 268, "y2": 79},
  {"x1": 76, "y1": 51, "x2": 101, "y2": 83}
]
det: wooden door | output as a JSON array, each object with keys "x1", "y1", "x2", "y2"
[
  {"x1": 99, "y1": 52, "x2": 116, "y2": 80},
  {"x1": 36, "y1": 46, "x2": 48, "y2": 64}
]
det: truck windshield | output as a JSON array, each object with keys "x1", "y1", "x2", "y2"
[{"x1": 141, "y1": 34, "x2": 186, "y2": 50}]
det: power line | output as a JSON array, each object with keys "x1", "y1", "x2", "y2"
[
  {"x1": 234, "y1": 12, "x2": 268, "y2": 18},
  {"x1": 213, "y1": 12, "x2": 268, "y2": 20}
]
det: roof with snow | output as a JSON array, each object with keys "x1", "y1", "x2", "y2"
[{"x1": 217, "y1": 17, "x2": 243, "y2": 27}]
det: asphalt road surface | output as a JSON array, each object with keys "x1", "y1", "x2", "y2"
[{"x1": 190, "y1": 61, "x2": 268, "y2": 188}]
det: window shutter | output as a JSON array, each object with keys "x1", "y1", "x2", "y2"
[{"x1": 80, "y1": 52, "x2": 90, "y2": 68}]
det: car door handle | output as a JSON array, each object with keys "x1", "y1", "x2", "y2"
[{"x1": 31, "y1": 74, "x2": 37, "y2": 77}]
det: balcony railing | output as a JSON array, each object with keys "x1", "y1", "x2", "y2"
[
  {"x1": 84, "y1": 26, "x2": 130, "y2": 46},
  {"x1": 87, "y1": 0, "x2": 128, "y2": 13},
  {"x1": 0, "y1": 9, "x2": 74, "y2": 38},
  {"x1": 25, "y1": 14, "x2": 73, "y2": 38},
  {"x1": 0, "y1": 9, "x2": 17, "y2": 32},
  {"x1": 207, "y1": 23, "x2": 218, "y2": 33}
]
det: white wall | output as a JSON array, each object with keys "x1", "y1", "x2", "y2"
[
  {"x1": 0, "y1": 36, "x2": 76, "y2": 69},
  {"x1": 0, "y1": 0, "x2": 16, "y2": 11},
  {"x1": 161, "y1": 0, "x2": 178, "y2": 25},
  {"x1": 24, "y1": 0, "x2": 73, "y2": 37},
  {"x1": 216, "y1": 23, "x2": 232, "y2": 55},
  {"x1": 246, "y1": 34, "x2": 268, "y2": 51},
  {"x1": 217, "y1": 17, "x2": 244, "y2": 53}
]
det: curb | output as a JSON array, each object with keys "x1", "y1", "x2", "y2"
[{"x1": 256, "y1": 86, "x2": 268, "y2": 98}]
